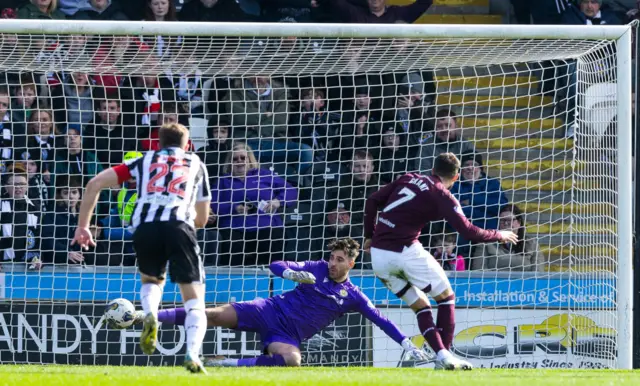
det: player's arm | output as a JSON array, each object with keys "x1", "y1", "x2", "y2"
[
  {"x1": 72, "y1": 167, "x2": 122, "y2": 249},
  {"x1": 269, "y1": 260, "x2": 318, "y2": 284},
  {"x1": 363, "y1": 179, "x2": 401, "y2": 248},
  {"x1": 194, "y1": 162, "x2": 212, "y2": 228},
  {"x1": 438, "y1": 188, "x2": 517, "y2": 244},
  {"x1": 354, "y1": 292, "x2": 429, "y2": 360}
]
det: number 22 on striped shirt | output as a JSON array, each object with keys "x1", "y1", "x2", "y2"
[{"x1": 146, "y1": 163, "x2": 188, "y2": 198}]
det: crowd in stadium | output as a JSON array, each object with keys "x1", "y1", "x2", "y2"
[{"x1": 0, "y1": 0, "x2": 634, "y2": 272}]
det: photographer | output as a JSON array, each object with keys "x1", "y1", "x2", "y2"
[{"x1": 211, "y1": 142, "x2": 298, "y2": 266}]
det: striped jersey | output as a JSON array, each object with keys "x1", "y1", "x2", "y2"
[{"x1": 113, "y1": 147, "x2": 211, "y2": 229}]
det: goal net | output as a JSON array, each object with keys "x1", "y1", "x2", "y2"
[{"x1": 0, "y1": 20, "x2": 633, "y2": 369}]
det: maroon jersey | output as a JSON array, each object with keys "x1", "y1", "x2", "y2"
[{"x1": 364, "y1": 173, "x2": 501, "y2": 253}]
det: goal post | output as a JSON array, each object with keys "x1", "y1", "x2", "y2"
[{"x1": 0, "y1": 19, "x2": 633, "y2": 369}]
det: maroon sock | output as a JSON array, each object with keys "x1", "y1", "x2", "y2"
[
  {"x1": 416, "y1": 306, "x2": 445, "y2": 353},
  {"x1": 436, "y1": 301, "x2": 456, "y2": 350}
]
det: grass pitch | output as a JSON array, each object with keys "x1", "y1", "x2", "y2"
[{"x1": 1, "y1": 366, "x2": 638, "y2": 386}]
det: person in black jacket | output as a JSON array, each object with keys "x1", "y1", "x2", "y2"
[
  {"x1": 179, "y1": 0, "x2": 254, "y2": 21},
  {"x1": 378, "y1": 122, "x2": 418, "y2": 184},
  {"x1": 72, "y1": 0, "x2": 129, "y2": 20},
  {"x1": 41, "y1": 175, "x2": 86, "y2": 265},
  {"x1": 197, "y1": 115, "x2": 232, "y2": 181},
  {"x1": 83, "y1": 95, "x2": 138, "y2": 167},
  {"x1": 561, "y1": 0, "x2": 622, "y2": 25}
]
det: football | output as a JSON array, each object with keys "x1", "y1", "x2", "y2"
[{"x1": 104, "y1": 298, "x2": 136, "y2": 329}]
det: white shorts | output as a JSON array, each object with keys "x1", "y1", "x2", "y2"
[{"x1": 371, "y1": 243, "x2": 451, "y2": 299}]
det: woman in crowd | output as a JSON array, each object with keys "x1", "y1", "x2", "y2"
[
  {"x1": 212, "y1": 142, "x2": 297, "y2": 266},
  {"x1": 142, "y1": 0, "x2": 180, "y2": 57},
  {"x1": 471, "y1": 204, "x2": 544, "y2": 271},
  {"x1": 16, "y1": 109, "x2": 59, "y2": 182},
  {"x1": 17, "y1": 0, "x2": 66, "y2": 19}
]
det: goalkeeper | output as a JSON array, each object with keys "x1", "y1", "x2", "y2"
[{"x1": 106, "y1": 238, "x2": 428, "y2": 367}]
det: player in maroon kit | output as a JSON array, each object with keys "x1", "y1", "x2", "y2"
[{"x1": 363, "y1": 153, "x2": 518, "y2": 370}]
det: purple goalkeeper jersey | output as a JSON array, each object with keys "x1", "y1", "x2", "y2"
[
  {"x1": 364, "y1": 173, "x2": 501, "y2": 253},
  {"x1": 267, "y1": 260, "x2": 406, "y2": 345}
]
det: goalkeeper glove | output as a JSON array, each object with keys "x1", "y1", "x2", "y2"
[
  {"x1": 282, "y1": 269, "x2": 316, "y2": 284},
  {"x1": 401, "y1": 338, "x2": 429, "y2": 361}
]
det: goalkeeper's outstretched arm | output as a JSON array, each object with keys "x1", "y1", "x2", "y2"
[{"x1": 269, "y1": 260, "x2": 320, "y2": 284}]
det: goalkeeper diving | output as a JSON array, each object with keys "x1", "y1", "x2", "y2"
[{"x1": 104, "y1": 238, "x2": 428, "y2": 367}]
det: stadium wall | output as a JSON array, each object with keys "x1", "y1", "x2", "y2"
[{"x1": 0, "y1": 265, "x2": 616, "y2": 367}]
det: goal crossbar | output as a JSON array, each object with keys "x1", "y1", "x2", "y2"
[{"x1": 0, "y1": 19, "x2": 630, "y2": 40}]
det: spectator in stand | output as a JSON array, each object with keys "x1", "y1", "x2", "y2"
[
  {"x1": 93, "y1": 37, "x2": 149, "y2": 102},
  {"x1": 561, "y1": 0, "x2": 621, "y2": 24},
  {"x1": 51, "y1": 71, "x2": 95, "y2": 127},
  {"x1": 289, "y1": 87, "x2": 340, "y2": 163},
  {"x1": 54, "y1": 125, "x2": 104, "y2": 187},
  {"x1": 144, "y1": 0, "x2": 177, "y2": 21},
  {"x1": 16, "y1": 109, "x2": 58, "y2": 182},
  {"x1": 11, "y1": 73, "x2": 38, "y2": 127},
  {"x1": 418, "y1": 108, "x2": 474, "y2": 173},
  {"x1": 389, "y1": 72, "x2": 432, "y2": 146},
  {"x1": 125, "y1": 69, "x2": 175, "y2": 129},
  {"x1": 317, "y1": 150, "x2": 378, "y2": 267},
  {"x1": 223, "y1": 75, "x2": 289, "y2": 139},
  {"x1": 223, "y1": 76, "x2": 311, "y2": 178},
  {"x1": 471, "y1": 204, "x2": 544, "y2": 271},
  {"x1": 451, "y1": 152, "x2": 508, "y2": 258},
  {"x1": 140, "y1": 103, "x2": 194, "y2": 151},
  {"x1": 84, "y1": 94, "x2": 138, "y2": 167},
  {"x1": 72, "y1": 0, "x2": 129, "y2": 20},
  {"x1": 378, "y1": 122, "x2": 418, "y2": 184},
  {"x1": 175, "y1": 70, "x2": 205, "y2": 120},
  {"x1": 0, "y1": 167, "x2": 42, "y2": 269},
  {"x1": 41, "y1": 175, "x2": 89, "y2": 265},
  {"x1": 338, "y1": 114, "x2": 381, "y2": 163},
  {"x1": 197, "y1": 116, "x2": 232, "y2": 180},
  {"x1": 17, "y1": 155, "x2": 50, "y2": 213},
  {"x1": 451, "y1": 152, "x2": 508, "y2": 233},
  {"x1": 0, "y1": 87, "x2": 12, "y2": 167},
  {"x1": 335, "y1": 84, "x2": 382, "y2": 162},
  {"x1": 328, "y1": 0, "x2": 432, "y2": 23},
  {"x1": 179, "y1": 0, "x2": 253, "y2": 21},
  {"x1": 212, "y1": 142, "x2": 297, "y2": 266},
  {"x1": 431, "y1": 234, "x2": 465, "y2": 271},
  {"x1": 142, "y1": 0, "x2": 180, "y2": 57},
  {"x1": 57, "y1": 0, "x2": 94, "y2": 17},
  {"x1": 17, "y1": 0, "x2": 66, "y2": 19}
]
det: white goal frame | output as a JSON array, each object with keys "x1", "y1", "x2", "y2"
[{"x1": 0, "y1": 19, "x2": 633, "y2": 369}]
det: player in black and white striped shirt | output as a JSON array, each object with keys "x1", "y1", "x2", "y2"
[
  {"x1": 72, "y1": 123, "x2": 211, "y2": 374},
  {"x1": 119, "y1": 141, "x2": 210, "y2": 229}
]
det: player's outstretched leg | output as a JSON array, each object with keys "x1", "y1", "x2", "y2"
[
  {"x1": 204, "y1": 354, "x2": 287, "y2": 367},
  {"x1": 139, "y1": 275, "x2": 163, "y2": 355},
  {"x1": 179, "y1": 283, "x2": 208, "y2": 374},
  {"x1": 205, "y1": 343, "x2": 301, "y2": 368}
]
